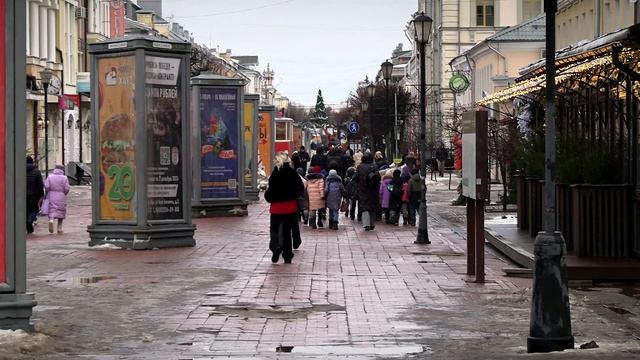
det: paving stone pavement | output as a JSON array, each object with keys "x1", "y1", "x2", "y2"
[{"x1": 4, "y1": 177, "x2": 640, "y2": 359}]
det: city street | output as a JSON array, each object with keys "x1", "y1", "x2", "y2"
[{"x1": 1, "y1": 177, "x2": 638, "y2": 359}]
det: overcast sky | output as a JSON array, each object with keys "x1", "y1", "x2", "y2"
[{"x1": 161, "y1": 0, "x2": 417, "y2": 106}]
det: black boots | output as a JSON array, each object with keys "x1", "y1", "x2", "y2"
[{"x1": 328, "y1": 220, "x2": 339, "y2": 230}]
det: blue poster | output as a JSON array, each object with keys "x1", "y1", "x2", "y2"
[{"x1": 200, "y1": 87, "x2": 239, "y2": 199}]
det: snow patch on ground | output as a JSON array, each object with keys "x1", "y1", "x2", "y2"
[
  {"x1": 485, "y1": 215, "x2": 518, "y2": 225},
  {"x1": 89, "y1": 243, "x2": 122, "y2": 250},
  {"x1": 0, "y1": 329, "x2": 50, "y2": 353}
]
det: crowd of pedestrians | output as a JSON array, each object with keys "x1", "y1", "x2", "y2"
[{"x1": 265, "y1": 143, "x2": 427, "y2": 264}]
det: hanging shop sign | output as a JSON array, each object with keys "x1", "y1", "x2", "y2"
[{"x1": 449, "y1": 73, "x2": 470, "y2": 94}]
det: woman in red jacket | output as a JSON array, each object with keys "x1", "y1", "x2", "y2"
[{"x1": 265, "y1": 152, "x2": 304, "y2": 264}]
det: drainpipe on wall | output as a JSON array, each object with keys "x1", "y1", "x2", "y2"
[
  {"x1": 487, "y1": 42, "x2": 508, "y2": 75},
  {"x1": 594, "y1": 0, "x2": 601, "y2": 37}
]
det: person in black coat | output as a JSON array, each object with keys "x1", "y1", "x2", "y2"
[
  {"x1": 326, "y1": 147, "x2": 345, "y2": 176},
  {"x1": 353, "y1": 152, "x2": 380, "y2": 231},
  {"x1": 310, "y1": 146, "x2": 328, "y2": 172},
  {"x1": 388, "y1": 169, "x2": 404, "y2": 225},
  {"x1": 264, "y1": 152, "x2": 304, "y2": 263},
  {"x1": 26, "y1": 156, "x2": 44, "y2": 233},
  {"x1": 299, "y1": 146, "x2": 310, "y2": 173}
]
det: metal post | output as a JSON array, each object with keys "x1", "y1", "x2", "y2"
[
  {"x1": 369, "y1": 96, "x2": 375, "y2": 151},
  {"x1": 78, "y1": 93, "x2": 83, "y2": 163},
  {"x1": 528, "y1": 0, "x2": 574, "y2": 352},
  {"x1": 415, "y1": 39, "x2": 430, "y2": 244},
  {"x1": 394, "y1": 90, "x2": 398, "y2": 159},
  {"x1": 385, "y1": 79, "x2": 391, "y2": 158},
  {"x1": 43, "y1": 84, "x2": 48, "y2": 177}
]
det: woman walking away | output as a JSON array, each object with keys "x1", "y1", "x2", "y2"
[
  {"x1": 45, "y1": 164, "x2": 71, "y2": 234},
  {"x1": 379, "y1": 170, "x2": 393, "y2": 224},
  {"x1": 324, "y1": 169, "x2": 345, "y2": 230},
  {"x1": 407, "y1": 168, "x2": 425, "y2": 226},
  {"x1": 265, "y1": 152, "x2": 304, "y2": 264},
  {"x1": 26, "y1": 156, "x2": 44, "y2": 234},
  {"x1": 306, "y1": 166, "x2": 326, "y2": 229},
  {"x1": 354, "y1": 151, "x2": 380, "y2": 231}
]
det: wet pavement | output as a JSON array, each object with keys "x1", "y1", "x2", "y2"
[{"x1": 4, "y1": 176, "x2": 640, "y2": 359}]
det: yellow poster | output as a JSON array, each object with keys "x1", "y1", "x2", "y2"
[
  {"x1": 243, "y1": 102, "x2": 254, "y2": 186},
  {"x1": 258, "y1": 111, "x2": 272, "y2": 176},
  {"x1": 97, "y1": 56, "x2": 137, "y2": 221}
]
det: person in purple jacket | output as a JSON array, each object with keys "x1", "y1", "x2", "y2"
[
  {"x1": 45, "y1": 165, "x2": 71, "y2": 234},
  {"x1": 379, "y1": 170, "x2": 394, "y2": 224}
]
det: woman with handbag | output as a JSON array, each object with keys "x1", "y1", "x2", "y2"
[{"x1": 44, "y1": 164, "x2": 70, "y2": 234}]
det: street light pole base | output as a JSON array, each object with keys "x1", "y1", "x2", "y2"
[
  {"x1": 414, "y1": 229, "x2": 430, "y2": 244},
  {"x1": 528, "y1": 231, "x2": 573, "y2": 353},
  {"x1": 527, "y1": 335, "x2": 574, "y2": 353}
]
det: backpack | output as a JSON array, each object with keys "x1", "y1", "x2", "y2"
[
  {"x1": 387, "y1": 182, "x2": 403, "y2": 198},
  {"x1": 366, "y1": 170, "x2": 380, "y2": 188}
]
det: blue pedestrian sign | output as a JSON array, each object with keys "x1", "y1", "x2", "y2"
[{"x1": 347, "y1": 121, "x2": 360, "y2": 134}]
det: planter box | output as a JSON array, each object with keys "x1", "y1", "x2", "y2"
[
  {"x1": 515, "y1": 175, "x2": 528, "y2": 230},
  {"x1": 556, "y1": 184, "x2": 573, "y2": 251},
  {"x1": 571, "y1": 184, "x2": 633, "y2": 257},
  {"x1": 526, "y1": 178, "x2": 544, "y2": 238}
]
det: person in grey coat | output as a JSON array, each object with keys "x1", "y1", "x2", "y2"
[{"x1": 324, "y1": 169, "x2": 345, "y2": 230}]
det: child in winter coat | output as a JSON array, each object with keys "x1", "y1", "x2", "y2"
[
  {"x1": 45, "y1": 164, "x2": 71, "y2": 234},
  {"x1": 325, "y1": 169, "x2": 345, "y2": 230},
  {"x1": 407, "y1": 168, "x2": 425, "y2": 226},
  {"x1": 387, "y1": 169, "x2": 404, "y2": 225},
  {"x1": 379, "y1": 170, "x2": 394, "y2": 224},
  {"x1": 400, "y1": 167, "x2": 411, "y2": 225},
  {"x1": 344, "y1": 167, "x2": 358, "y2": 220},
  {"x1": 306, "y1": 166, "x2": 326, "y2": 229}
]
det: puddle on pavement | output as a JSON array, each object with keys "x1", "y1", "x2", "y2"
[
  {"x1": 604, "y1": 305, "x2": 633, "y2": 315},
  {"x1": 208, "y1": 303, "x2": 346, "y2": 319},
  {"x1": 285, "y1": 345, "x2": 430, "y2": 356},
  {"x1": 70, "y1": 275, "x2": 118, "y2": 285}
]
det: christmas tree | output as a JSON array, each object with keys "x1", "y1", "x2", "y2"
[{"x1": 313, "y1": 89, "x2": 328, "y2": 122}]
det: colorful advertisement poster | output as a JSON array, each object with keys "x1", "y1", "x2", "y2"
[
  {"x1": 243, "y1": 101, "x2": 254, "y2": 187},
  {"x1": 200, "y1": 87, "x2": 240, "y2": 199},
  {"x1": 258, "y1": 111, "x2": 272, "y2": 176},
  {"x1": 109, "y1": 2, "x2": 126, "y2": 38},
  {"x1": 98, "y1": 56, "x2": 136, "y2": 221},
  {"x1": 0, "y1": 0, "x2": 6, "y2": 284},
  {"x1": 145, "y1": 56, "x2": 184, "y2": 220}
]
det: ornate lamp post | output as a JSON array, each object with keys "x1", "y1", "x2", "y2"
[
  {"x1": 381, "y1": 59, "x2": 394, "y2": 158},
  {"x1": 39, "y1": 67, "x2": 53, "y2": 177},
  {"x1": 366, "y1": 82, "x2": 376, "y2": 151},
  {"x1": 412, "y1": 12, "x2": 433, "y2": 245}
]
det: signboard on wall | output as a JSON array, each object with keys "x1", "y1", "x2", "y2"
[
  {"x1": 97, "y1": 55, "x2": 137, "y2": 220},
  {"x1": 109, "y1": 1, "x2": 126, "y2": 38},
  {"x1": 199, "y1": 87, "x2": 240, "y2": 199},
  {"x1": 145, "y1": 55, "x2": 184, "y2": 220},
  {"x1": 243, "y1": 101, "x2": 254, "y2": 187}
]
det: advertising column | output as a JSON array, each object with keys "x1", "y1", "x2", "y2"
[
  {"x1": 0, "y1": 0, "x2": 36, "y2": 330},
  {"x1": 88, "y1": 33, "x2": 195, "y2": 249},
  {"x1": 258, "y1": 105, "x2": 275, "y2": 177},
  {"x1": 243, "y1": 94, "x2": 259, "y2": 201},
  {"x1": 191, "y1": 73, "x2": 247, "y2": 217}
]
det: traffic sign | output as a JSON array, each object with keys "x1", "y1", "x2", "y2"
[{"x1": 347, "y1": 121, "x2": 360, "y2": 134}]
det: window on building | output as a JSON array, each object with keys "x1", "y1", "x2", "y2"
[
  {"x1": 276, "y1": 122, "x2": 288, "y2": 141},
  {"x1": 522, "y1": 0, "x2": 542, "y2": 21},
  {"x1": 476, "y1": 0, "x2": 495, "y2": 26}
]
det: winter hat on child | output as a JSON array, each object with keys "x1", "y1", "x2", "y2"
[{"x1": 329, "y1": 169, "x2": 337, "y2": 177}]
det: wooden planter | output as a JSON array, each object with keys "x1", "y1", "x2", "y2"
[
  {"x1": 526, "y1": 178, "x2": 544, "y2": 238},
  {"x1": 556, "y1": 184, "x2": 573, "y2": 252},
  {"x1": 571, "y1": 184, "x2": 633, "y2": 257}
]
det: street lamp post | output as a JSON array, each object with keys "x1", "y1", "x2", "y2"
[
  {"x1": 381, "y1": 59, "x2": 394, "y2": 158},
  {"x1": 527, "y1": 0, "x2": 574, "y2": 352},
  {"x1": 413, "y1": 12, "x2": 433, "y2": 245},
  {"x1": 366, "y1": 83, "x2": 376, "y2": 151},
  {"x1": 40, "y1": 67, "x2": 53, "y2": 177},
  {"x1": 361, "y1": 101, "x2": 369, "y2": 150}
]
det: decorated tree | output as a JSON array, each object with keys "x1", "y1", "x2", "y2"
[{"x1": 312, "y1": 89, "x2": 328, "y2": 124}]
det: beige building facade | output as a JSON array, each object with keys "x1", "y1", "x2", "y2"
[{"x1": 407, "y1": 0, "x2": 543, "y2": 149}]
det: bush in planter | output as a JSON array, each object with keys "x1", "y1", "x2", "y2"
[
  {"x1": 556, "y1": 137, "x2": 624, "y2": 185},
  {"x1": 512, "y1": 129, "x2": 545, "y2": 179}
]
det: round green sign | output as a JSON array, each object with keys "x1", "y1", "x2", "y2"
[{"x1": 449, "y1": 74, "x2": 470, "y2": 93}]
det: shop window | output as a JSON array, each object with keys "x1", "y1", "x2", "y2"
[{"x1": 476, "y1": 0, "x2": 495, "y2": 26}]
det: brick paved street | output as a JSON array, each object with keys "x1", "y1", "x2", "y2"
[{"x1": 2, "y1": 178, "x2": 639, "y2": 359}]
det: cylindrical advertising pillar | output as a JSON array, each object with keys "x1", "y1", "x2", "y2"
[
  {"x1": 191, "y1": 73, "x2": 248, "y2": 217},
  {"x1": 244, "y1": 94, "x2": 259, "y2": 201},
  {"x1": 0, "y1": 1, "x2": 36, "y2": 330},
  {"x1": 87, "y1": 34, "x2": 196, "y2": 249},
  {"x1": 258, "y1": 105, "x2": 276, "y2": 178}
]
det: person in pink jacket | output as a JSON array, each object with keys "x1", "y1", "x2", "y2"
[
  {"x1": 378, "y1": 170, "x2": 393, "y2": 224},
  {"x1": 45, "y1": 165, "x2": 70, "y2": 234}
]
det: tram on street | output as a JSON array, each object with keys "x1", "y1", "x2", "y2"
[{"x1": 274, "y1": 117, "x2": 295, "y2": 154}]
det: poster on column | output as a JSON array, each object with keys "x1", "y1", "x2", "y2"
[
  {"x1": 199, "y1": 87, "x2": 240, "y2": 199},
  {"x1": 243, "y1": 101, "x2": 254, "y2": 187},
  {"x1": 0, "y1": 0, "x2": 6, "y2": 284},
  {"x1": 258, "y1": 111, "x2": 272, "y2": 176},
  {"x1": 97, "y1": 56, "x2": 137, "y2": 221},
  {"x1": 145, "y1": 55, "x2": 184, "y2": 220}
]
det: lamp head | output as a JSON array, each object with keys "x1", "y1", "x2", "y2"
[
  {"x1": 381, "y1": 60, "x2": 394, "y2": 81},
  {"x1": 366, "y1": 83, "x2": 376, "y2": 98},
  {"x1": 413, "y1": 12, "x2": 433, "y2": 44},
  {"x1": 39, "y1": 67, "x2": 53, "y2": 86}
]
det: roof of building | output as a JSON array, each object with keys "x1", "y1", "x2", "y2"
[
  {"x1": 485, "y1": 14, "x2": 545, "y2": 42},
  {"x1": 231, "y1": 56, "x2": 259, "y2": 66}
]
